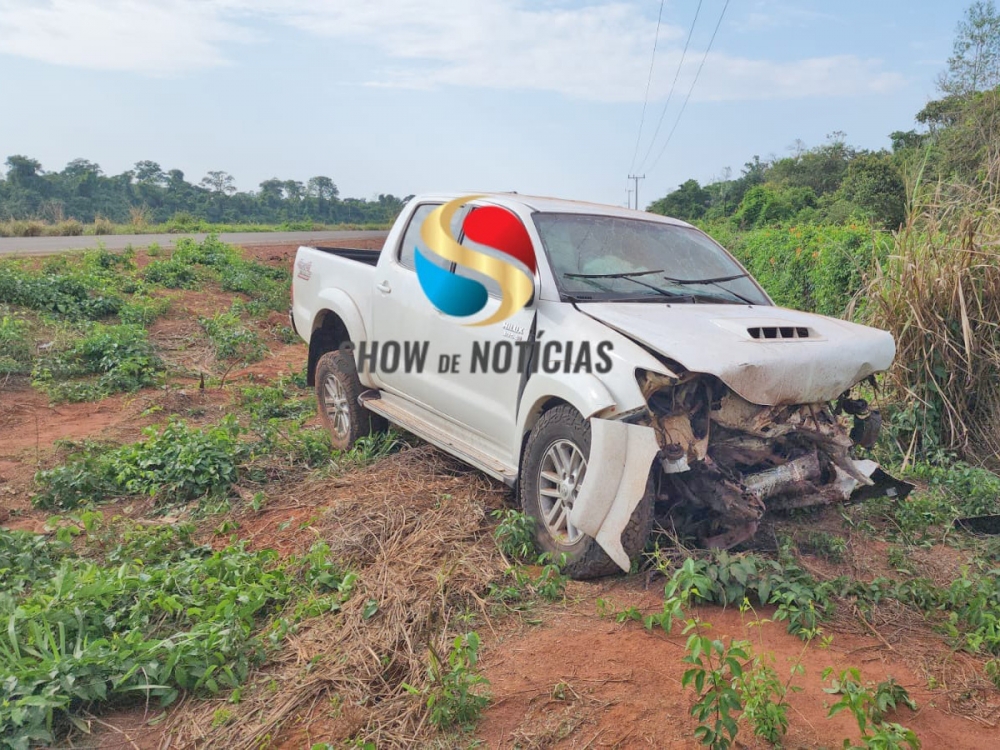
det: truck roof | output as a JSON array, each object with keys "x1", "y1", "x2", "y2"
[{"x1": 414, "y1": 192, "x2": 695, "y2": 228}]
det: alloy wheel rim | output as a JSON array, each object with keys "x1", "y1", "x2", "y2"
[
  {"x1": 323, "y1": 374, "x2": 351, "y2": 439},
  {"x1": 538, "y1": 438, "x2": 587, "y2": 545}
]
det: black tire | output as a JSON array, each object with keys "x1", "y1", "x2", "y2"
[
  {"x1": 315, "y1": 350, "x2": 386, "y2": 451},
  {"x1": 520, "y1": 405, "x2": 653, "y2": 579}
]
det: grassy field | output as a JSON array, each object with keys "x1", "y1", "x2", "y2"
[
  {"x1": 1, "y1": 237, "x2": 999, "y2": 749},
  {"x1": 0, "y1": 217, "x2": 390, "y2": 238}
]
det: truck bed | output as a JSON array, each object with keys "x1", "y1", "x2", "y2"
[{"x1": 309, "y1": 246, "x2": 380, "y2": 266}]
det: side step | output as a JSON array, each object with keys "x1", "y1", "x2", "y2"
[{"x1": 360, "y1": 390, "x2": 518, "y2": 486}]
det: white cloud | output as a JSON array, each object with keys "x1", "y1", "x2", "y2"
[
  {"x1": 0, "y1": 0, "x2": 253, "y2": 73},
  {"x1": 0, "y1": 0, "x2": 904, "y2": 100}
]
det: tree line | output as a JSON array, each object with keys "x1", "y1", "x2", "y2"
[
  {"x1": 0, "y1": 158, "x2": 411, "y2": 227},
  {"x1": 648, "y1": 0, "x2": 1000, "y2": 230}
]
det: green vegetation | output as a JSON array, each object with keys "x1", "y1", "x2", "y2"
[
  {"x1": 33, "y1": 418, "x2": 244, "y2": 509},
  {"x1": 0, "y1": 521, "x2": 354, "y2": 749},
  {"x1": 199, "y1": 305, "x2": 268, "y2": 365},
  {"x1": 0, "y1": 235, "x2": 296, "y2": 399},
  {"x1": 824, "y1": 670, "x2": 920, "y2": 749},
  {"x1": 32, "y1": 322, "x2": 162, "y2": 401},
  {"x1": 737, "y1": 646, "x2": 793, "y2": 745},
  {"x1": 404, "y1": 632, "x2": 491, "y2": 731},
  {"x1": 32, "y1": 407, "x2": 401, "y2": 512},
  {"x1": 714, "y1": 223, "x2": 888, "y2": 317},
  {"x1": 488, "y1": 510, "x2": 570, "y2": 606},
  {"x1": 0, "y1": 156, "x2": 406, "y2": 230},
  {"x1": 681, "y1": 624, "x2": 748, "y2": 749},
  {"x1": 648, "y1": 2, "x2": 1000, "y2": 464},
  {"x1": 0, "y1": 311, "x2": 31, "y2": 374},
  {"x1": 143, "y1": 257, "x2": 198, "y2": 288},
  {"x1": 491, "y1": 508, "x2": 536, "y2": 561}
]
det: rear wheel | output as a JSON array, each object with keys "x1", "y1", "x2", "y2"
[
  {"x1": 520, "y1": 405, "x2": 652, "y2": 579},
  {"x1": 315, "y1": 350, "x2": 385, "y2": 450}
]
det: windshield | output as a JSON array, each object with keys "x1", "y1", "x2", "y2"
[{"x1": 532, "y1": 213, "x2": 771, "y2": 306}]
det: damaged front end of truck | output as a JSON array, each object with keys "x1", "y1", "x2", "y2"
[
  {"x1": 635, "y1": 368, "x2": 908, "y2": 550},
  {"x1": 563, "y1": 306, "x2": 911, "y2": 571}
]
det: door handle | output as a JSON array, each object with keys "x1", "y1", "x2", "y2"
[{"x1": 376, "y1": 280, "x2": 391, "y2": 294}]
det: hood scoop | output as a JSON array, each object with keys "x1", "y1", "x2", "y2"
[{"x1": 747, "y1": 325, "x2": 811, "y2": 340}]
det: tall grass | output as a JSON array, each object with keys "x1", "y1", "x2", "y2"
[{"x1": 860, "y1": 153, "x2": 1000, "y2": 462}]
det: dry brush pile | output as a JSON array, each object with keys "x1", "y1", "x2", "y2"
[{"x1": 160, "y1": 446, "x2": 509, "y2": 749}]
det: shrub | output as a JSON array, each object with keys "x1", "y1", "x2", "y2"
[
  {"x1": 144, "y1": 257, "x2": 198, "y2": 288},
  {"x1": 33, "y1": 417, "x2": 245, "y2": 508},
  {"x1": 0, "y1": 313, "x2": 32, "y2": 374},
  {"x1": 199, "y1": 306, "x2": 267, "y2": 364},
  {"x1": 237, "y1": 380, "x2": 313, "y2": 423},
  {"x1": 217, "y1": 260, "x2": 290, "y2": 313},
  {"x1": 407, "y1": 632, "x2": 490, "y2": 730},
  {"x1": 654, "y1": 552, "x2": 833, "y2": 640},
  {"x1": 172, "y1": 235, "x2": 241, "y2": 268},
  {"x1": 91, "y1": 215, "x2": 115, "y2": 235},
  {"x1": 0, "y1": 263, "x2": 123, "y2": 320},
  {"x1": 823, "y1": 669, "x2": 919, "y2": 749},
  {"x1": 712, "y1": 223, "x2": 886, "y2": 317},
  {"x1": 32, "y1": 323, "x2": 162, "y2": 401},
  {"x1": 112, "y1": 417, "x2": 244, "y2": 501},
  {"x1": 118, "y1": 295, "x2": 170, "y2": 325},
  {"x1": 52, "y1": 219, "x2": 84, "y2": 236}
]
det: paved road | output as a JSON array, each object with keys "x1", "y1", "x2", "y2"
[{"x1": 0, "y1": 230, "x2": 389, "y2": 256}]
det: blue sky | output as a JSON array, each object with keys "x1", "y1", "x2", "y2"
[{"x1": 0, "y1": 0, "x2": 967, "y2": 207}]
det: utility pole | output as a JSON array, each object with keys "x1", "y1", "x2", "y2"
[
  {"x1": 626, "y1": 188, "x2": 633, "y2": 209},
  {"x1": 628, "y1": 174, "x2": 645, "y2": 211}
]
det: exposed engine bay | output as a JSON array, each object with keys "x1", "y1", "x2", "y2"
[{"x1": 635, "y1": 369, "x2": 905, "y2": 549}]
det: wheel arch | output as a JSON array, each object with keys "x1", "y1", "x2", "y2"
[
  {"x1": 307, "y1": 310, "x2": 349, "y2": 386},
  {"x1": 307, "y1": 290, "x2": 369, "y2": 386},
  {"x1": 515, "y1": 373, "x2": 617, "y2": 482}
]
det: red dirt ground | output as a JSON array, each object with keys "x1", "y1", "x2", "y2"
[{"x1": 477, "y1": 580, "x2": 992, "y2": 749}]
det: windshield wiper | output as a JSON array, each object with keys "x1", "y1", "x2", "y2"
[
  {"x1": 565, "y1": 269, "x2": 665, "y2": 279},
  {"x1": 564, "y1": 269, "x2": 694, "y2": 300},
  {"x1": 661, "y1": 273, "x2": 756, "y2": 305},
  {"x1": 661, "y1": 273, "x2": 748, "y2": 285},
  {"x1": 569, "y1": 294, "x2": 696, "y2": 304}
]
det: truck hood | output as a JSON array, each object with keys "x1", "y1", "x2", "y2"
[{"x1": 579, "y1": 303, "x2": 895, "y2": 406}]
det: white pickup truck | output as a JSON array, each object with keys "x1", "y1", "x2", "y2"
[{"x1": 291, "y1": 192, "x2": 902, "y2": 578}]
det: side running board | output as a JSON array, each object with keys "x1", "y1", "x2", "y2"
[{"x1": 359, "y1": 390, "x2": 517, "y2": 486}]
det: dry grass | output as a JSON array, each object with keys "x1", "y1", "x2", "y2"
[
  {"x1": 0, "y1": 218, "x2": 84, "y2": 237},
  {"x1": 859, "y1": 151, "x2": 1000, "y2": 462},
  {"x1": 160, "y1": 445, "x2": 509, "y2": 749},
  {"x1": 92, "y1": 214, "x2": 115, "y2": 235},
  {"x1": 129, "y1": 205, "x2": 152, "y2": 230}
]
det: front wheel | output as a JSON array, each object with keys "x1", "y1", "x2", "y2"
[
  {"x1": 520, "y1": 405, "x2": 652, "y2": 579},
  {"x1": 315, "y1": 350, "x2": 385, "y2": 451}
]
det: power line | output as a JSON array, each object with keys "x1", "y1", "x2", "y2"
[
  {"x1": 628, "y1": 0, "x2": 666, "y2": 175},
  {"x1": 637, "y1": 0, "x2": 703, "y2": 172},
  {"x1": 647, "y1": 0, "x2": 730, "y2": 176}
]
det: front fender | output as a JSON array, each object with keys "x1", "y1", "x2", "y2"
[
  {"x1": 515, "y1": 372, "x2": 615, "y2": 443},
  {"x1": 569, "y1": 419, "x2": 660, "y2": 572}
]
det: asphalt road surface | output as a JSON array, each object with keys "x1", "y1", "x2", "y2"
[{"x1": 0, "y1": 230, "x2": 389, "y2": 256}]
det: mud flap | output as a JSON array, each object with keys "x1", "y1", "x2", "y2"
[{"x1": 568, "y1": 419, "x2": 660, "y2": 572}]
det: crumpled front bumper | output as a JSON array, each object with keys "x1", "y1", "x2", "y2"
[{"x1": 570, "y1": 416, "x2": 911, "y2": 573}]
